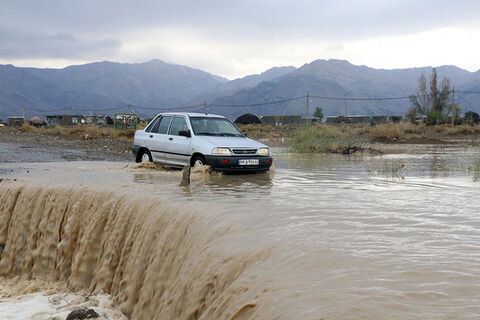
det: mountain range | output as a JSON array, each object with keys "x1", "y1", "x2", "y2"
[{"x1": 1, "y1": 59, "x2": 480, "y2": 121}]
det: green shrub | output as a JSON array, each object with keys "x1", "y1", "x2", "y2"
[
  {"x1": 464, "y1": 111, "x2": 480, "y2": 125},
  {"x1": 426, "y1": 111, "x2": 446, "y2": 126}
]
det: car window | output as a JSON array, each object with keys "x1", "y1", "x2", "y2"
[
  {"x1": 154, "y1": 116, "x2": 173, "y2": 134},
  {"x1": 169, "y1": 117, "x2": 188, "y2": 136},
  {"x1": 146, "y1": 116, "x2": 161, "y2": 133}
]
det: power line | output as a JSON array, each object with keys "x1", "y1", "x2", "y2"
[
  {"x1": 309, "y1": 94, "x2": 414, "y2": 101},
  {"x1": 210, "y1": 96, "x2": 305, "y2": 107},
  {"x1": 18, "y1": 90, "x2": 480, "y2": 115},
  {"x1": 456, "y1": 90, "x2": 480, "y2": 95}
]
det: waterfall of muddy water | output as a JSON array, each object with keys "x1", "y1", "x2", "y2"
[
  {"x1": 0, "y1": 185, "x2": 286, "y2": 319},
  {"x1": 1, "y1": 144, "x2": 480, "y2": 319}
]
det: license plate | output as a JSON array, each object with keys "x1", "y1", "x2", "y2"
[{"x1": 238, "y1": 159, "x2": 259, "y2": 166}]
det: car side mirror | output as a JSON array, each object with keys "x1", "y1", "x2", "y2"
[
  {"x1": 179, "y1": 130, "x2": 191, "y2": 138},
  {"x1": 242, "y1": 132, "x2": 248, "y2": 137}
]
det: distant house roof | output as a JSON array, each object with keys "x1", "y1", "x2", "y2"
[
  {"x1": 234, "y1": 113, "x2": 261, "y2": 124},
  {"x1": 30, "y1": 116, "x2": 44, "y2": 124}
]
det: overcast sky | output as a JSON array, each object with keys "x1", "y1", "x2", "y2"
[{"x1": 1, "y1": 0, "x2": 480, "y2": 79}]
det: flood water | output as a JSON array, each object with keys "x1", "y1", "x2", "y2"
[{"x1": 1, "y1": 144, "x2": 480, "y2": 319}]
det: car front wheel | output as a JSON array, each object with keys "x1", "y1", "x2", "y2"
[
  {"x1": 192, "y1": 155, "x2": 205, "y2": 167},
  {"x1": 139, "y1": 149, "x2": 152, "y2": 163}
]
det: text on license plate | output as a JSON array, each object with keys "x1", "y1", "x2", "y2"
[{"x1": 238, "y1": 159, "x2": 259, "y2": 166}]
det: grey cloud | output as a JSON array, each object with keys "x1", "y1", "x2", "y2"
[
  {"x1": 1, "y1": 0, "x2": 480, "y2": 61},
  {"x1": 0, "y1": 27, "x2": 121, "y2": 59},
  {"x1": 3, "y1": 0, "x2": 480, "y2": 40}
]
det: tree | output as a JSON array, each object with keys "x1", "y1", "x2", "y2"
[
  {"x1": 313, "y1": 107, "x2": 323, "y2": 120},
  {"x1": 405, "y1": 107, "x2": 417, "y2": 123},
  {"x1": 409, "y1": 74, "x2": 429, "y2": 114},
  {"x1": 430, "y1": 69, "x2": 451, "y2": 113},
  {"x1": 410, "y1": 68, "x2": 451, "y2": 115},
  {"x1": 464, "y1": 111, "x2": 480, "y2": 125}
]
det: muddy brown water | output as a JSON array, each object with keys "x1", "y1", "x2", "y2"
[{"x1": 0, "y1": 145, "x2": 479, "y2": 319}]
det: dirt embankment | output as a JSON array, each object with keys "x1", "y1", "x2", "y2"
[{"x1": 0, "y1": 128, "x2": 132, "y2": 162}]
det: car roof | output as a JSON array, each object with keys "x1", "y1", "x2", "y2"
[{"x1": 156, "y1": 112, "x2": 225, "y2": 118}]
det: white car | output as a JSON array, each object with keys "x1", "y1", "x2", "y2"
[{"x1": 132, "y1": 113, "x2": 273, "y2": 172}]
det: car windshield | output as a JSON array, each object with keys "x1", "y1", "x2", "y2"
[{"x1": 189, "y1": 117, "x2": 243, "y2": 137}]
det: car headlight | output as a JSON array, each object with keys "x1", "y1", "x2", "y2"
[
  {"x1": 258, "y1": 148, "x2": 269, "y2": 156},
  {"x1": 212, "y1": 147, "x2": 232, "y2": 155}
]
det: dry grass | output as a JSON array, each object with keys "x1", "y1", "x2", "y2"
[
  {"x1": 7, "y1": 121, "x2": 480, "y2": 147},
  {"x1": 17, "y1": 123, "x2": 137, "y2": 141},
  {"x1": 364, "y1": 124, "x2": 406, "y2": 141},
  {"x1": 362, "y1": 122, "x2": 425, "y2": 141},
  {"x1": 292, "y1": 125, "x2": 365, "y2": 154},
  {"x1": 443, "y1": 124, "x2": 475, "y2": 136},
  {"x1": 237, "y1": 123, "x2": 296, "y2": 140}
]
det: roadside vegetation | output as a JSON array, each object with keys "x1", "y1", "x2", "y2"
[
  {"x1": 290, "y1": 121, "x2": 480, "y2": 154},
  {"x1": 291, "y1": 125, "x2": 366, "y2": 154},
  {"x1": 15, "y1": 122, "x2": 141, "y2": 141}
]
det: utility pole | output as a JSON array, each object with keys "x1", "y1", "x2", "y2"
[
  {"x1": 22, "y1": 107, "x2": 25, "y2": 119},
  {"x1": 452, "y1": 87, "x2": 455, "y2": 126},
  {"x1": 306, "y1": 91, "x2": 309, "y2": 123},
  {"x1": 204, "y1": 100, "x2": 207, "y2": 114}
]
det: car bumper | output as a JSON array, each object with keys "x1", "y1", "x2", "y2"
[
  {"x1": 132, "y1": 145, "x2": 141, "y2": 157},
  {"x1": 204, "y1": 155, "x2": 273, "y2": 172}
]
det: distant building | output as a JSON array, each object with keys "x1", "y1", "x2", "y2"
[
  {"x1": 46, "y1": 114, "x2": 112, "y2": 126},
  {"x1": 347, "y1": 116, "x2": 371, "y2": 125},
  {"x1": 414, "y1": 115, "x2": 427, "y2": 125},
  {"x1": 305, "y1": 117, "x2": 321, "y2": 123},
  {"x1": 7, "y1": 116, "x2": 24, "y2": 127},
  {"x1": 46, "y1": 114, "x2": 86, "y2": 126},
  {"x1": 29, "y1": 116, "x2": 46, "y2": 127},
  {"x1": 84, "y1": 115, "x2": 113, "y2": 125},
  {"x1": 261, "y1": 115, "x2": 302, "y2": 126},
  {"x1": 326, "y1": 115, "x2": 404, "y2": 125},
  {"x1": 234, "y1": 113, "x2": 261, "y2": 125},
  {"x1": 372, "y1": 115, "x2": 403, "y2": 125},
  {"x1": 325, "y1": 116, "x2": 351, "y2": 124}
]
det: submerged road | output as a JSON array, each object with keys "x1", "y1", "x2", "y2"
[{"x1": 0, "y1": 141, "x2": 131, "y2": 163}]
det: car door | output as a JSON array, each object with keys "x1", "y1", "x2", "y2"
[
  {"x1": 164, "y1": 116, "x2": 191, "y2": 166},
  {"x1": 145, "y1": 115, "x2": 173, "y2": 163}
]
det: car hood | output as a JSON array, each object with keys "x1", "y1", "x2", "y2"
[{"x1": 194, "y1": 136, "x2": 268, "y2": 149}]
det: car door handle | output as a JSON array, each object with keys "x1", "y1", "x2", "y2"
[
  {"x1": 169, "y1": 137, "x2": 173, "y2": 141},
  {"x1": 149, "y1": 135, "x2": 153, "y2": 138}
]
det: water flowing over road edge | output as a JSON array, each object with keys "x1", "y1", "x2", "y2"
[{"x1": 0, "y1": 184, "x2": 279, "y2": 320}]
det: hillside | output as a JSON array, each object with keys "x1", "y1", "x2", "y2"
[
  {"x1": 0, "y1": 60, "x2": 227, "y2": 119},
  {"x1": 208, "y1": 59, "x2": 480, "y2": 119},
  {"x1": 1, "y1": 59, "x2": 479, "y2": 121}
]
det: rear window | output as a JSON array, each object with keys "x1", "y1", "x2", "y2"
[
  {"x1": 145, "y1": 116, "x2": 160, "y2": 132},
  {"x1": 155, "y1": 116, "x2": 173, "y2": 134}
]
